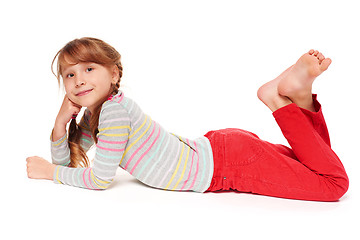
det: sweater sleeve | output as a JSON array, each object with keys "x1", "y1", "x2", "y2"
[
  {"x1": 53, "y1": 102, "x2": 131, "y2": 190},
  {"x1": 77, "y1": 108, "x2": 95, "y2": 152},
  {"x1": 50, "y1": 109, "x2": 94, "y2": 166},
  {"x1": 50, "y1": 132, "x2": 70, "y2": 166}
]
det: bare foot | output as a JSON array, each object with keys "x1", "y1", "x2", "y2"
[
  {"x1": 278, "y1": 49, "x2": 332, "y2": 111},
  {"x1": 257, "y1": 66, "x2": 293, "y2": 112}
]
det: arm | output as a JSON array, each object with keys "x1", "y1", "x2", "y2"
[
  {"x1": 53, "y1": 103, "x2": 130, "y2": 189},
  {"x1": 50, "y1": 96, "x2": 85, "y2": 166},
  {"x1": 26, "y1": 95, "x2": 81, "y2": 180},
  {"x1": 50, "y1": 110, "x2": 94, "y2": 166},
  {"x1": 26, "y1": 112, "x2": 95, "y2": 181},
  {"x1": 52, "y1": 95, "x2": 82, "y2": 142}
]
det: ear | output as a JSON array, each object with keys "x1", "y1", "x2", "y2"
[{"x1": 111, "y1": 65, "x2": 120, "y2": 84}]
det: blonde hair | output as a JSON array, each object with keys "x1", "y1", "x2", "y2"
[{"x1": 52, "y1": 37, "x2": 123, "y2": 167}]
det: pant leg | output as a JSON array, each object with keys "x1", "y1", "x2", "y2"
[
  {"x1": 296, "y1": 94, "x2": 331, "y2": 146},
  {"x1": 270, "y1": 101, "x2": 348, "y2": 201},
  {"x1": 269, "y1": 94, "x2": 331, "y2": 158},
  {"x1": 205, "y1": 97, "x2": 349, "y2": 201}
]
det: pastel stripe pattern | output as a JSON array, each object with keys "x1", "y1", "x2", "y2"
[{"x1": 51, "y1": 91, "x2": 214, "y2": 192}]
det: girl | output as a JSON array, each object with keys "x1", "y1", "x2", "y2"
[{"x1": 26, "y1": 37, "x2": 349, "y2": 201}]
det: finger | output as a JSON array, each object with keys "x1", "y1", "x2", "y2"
[
  {"x1": 66, "y1": 95, "x2": 82, "y2": 108},
  {"x1": 72, "y1": 102, "x2": 82, "y2": 109}
]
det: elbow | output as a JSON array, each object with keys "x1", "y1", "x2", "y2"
[
  {"x1": 88, "y1": 169, "x2": 115, "y2": 190},
  {"x1": 91, "y1": 176, "x2": 113, "y2": 190}
]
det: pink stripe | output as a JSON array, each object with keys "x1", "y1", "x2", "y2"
[
  {"x1": 110, "y1": 94, "x2": 119, "y2": 101},
  {"x1": 109, "y1": 93, "x2": 125, "y2": 102},
  {"x1": 82, "y1": 132, "x2": 91, "y2": 138},
  {"x1": 118, "y1": 93, "x2": 124, "y2": 103},
  {"x1": 96, "y1": 144, "x2": 125, "y2": 152},
  {"x1": 188, "y1": 141, "x2": 199, "y2": 190},
  {"x1": 124, "y1": 122, "x2": 156, "y2": 170},
  {"x1": 82, "y1": 168, "x2": 90, "y2": 189},
  {"x1": 112, "y1": 94, "x2": 120, "y2": 101},
  {"x1": 130, "y1": 124, "x2": 160, "y2": 174},
  {"x1": 88, "y1": 169, "x2": 96, "y2": 190},
  {"x1": 98, "y1": 138, "x2": 127, "y2": 145},
  {"x1": 180, "y1": 139, "x2": 195, "y2": 190}
]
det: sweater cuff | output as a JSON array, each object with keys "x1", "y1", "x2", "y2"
[
  {"x1": 53, "y1": 165, "x2": 63, "y2": 184},
  {"x1": 50, "y1": 132, "x2": 67, "y2": 147}
]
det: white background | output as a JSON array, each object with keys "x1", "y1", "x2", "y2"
[{"x1": 1, "y1": 0, "x2": 359, "y2": 239}]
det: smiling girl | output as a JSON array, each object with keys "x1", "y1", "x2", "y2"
[{"x1": 26, "y1": 37, "x2": 349, "y2": 201}]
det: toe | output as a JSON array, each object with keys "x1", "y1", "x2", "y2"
[
  {"x1": 313, "y1": 50, "x2": 319, "y2": 56},
  {"x1": 320, "y1": 58, "x2": 332, "y2": 71},
  {"x1": 318, "y1": 53, "x2": 325, "y2": 62},
  {"x1": 309, "y1": 49, "x2": 315, "y2": 55}
]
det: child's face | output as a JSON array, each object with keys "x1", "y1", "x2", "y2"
[{"x1": 62, "y1": 62, "x2": 118, "y2": 112}]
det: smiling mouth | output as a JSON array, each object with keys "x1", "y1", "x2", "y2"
[{"x1": 76, "y1": 89, "x2": 93, "y2": 96}]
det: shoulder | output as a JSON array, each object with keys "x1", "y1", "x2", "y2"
[{"x1": 99, "y1": 91, "x2": 130, "y2": 124}]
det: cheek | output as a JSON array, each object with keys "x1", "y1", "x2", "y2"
[
  {"x1": 63, "y1": 83, "x2": 77, "y2": 101},
  {"x1": 63, "y1": 84, "x2": 72, "y2": 95},
  {"x1": 97, "y1": 75, "x2": 114, "y2": 91},
  {"x1": 62, "y1": 79, "x2": 70, "y2": 89}
]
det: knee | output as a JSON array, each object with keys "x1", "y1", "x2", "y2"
[{"x1": 326, "y1": 175, "x2": 349, "y2": 201}]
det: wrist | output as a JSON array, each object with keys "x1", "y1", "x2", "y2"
[
  {"x1": 48, "y1": 164, "x2": 57, "y2": 180},
  {"x1": 52, "y1": 123, "x2": 67, "y2": 142},
  {"x1": 54, "y1": 117, "x2": 68, "y2": 129}
]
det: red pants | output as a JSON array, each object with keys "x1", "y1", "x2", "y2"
[{"x1": 204, "y1": 95, "x2": 349, "y2": 201}]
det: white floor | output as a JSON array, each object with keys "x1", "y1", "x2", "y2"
[
  {"x1": 2, "y1": 1, "x2": 359, "y2": 239},
  {"x1": 5, "y1": 165, "x2": 359, "y2": 240}
]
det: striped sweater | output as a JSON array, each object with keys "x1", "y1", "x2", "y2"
[{"x1": 51, "y1": 91, "x2": 214, "y2": 192}]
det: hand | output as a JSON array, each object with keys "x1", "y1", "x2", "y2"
[
  {"x1": 55, "y1": 95, "x2": 82, "y2": 127},
  {"x1": 26, "y1": 156, "x2": 56, "y2": 180},
  {"x1": 52, "y1": 95, "x2": 82, "y2": 142}
]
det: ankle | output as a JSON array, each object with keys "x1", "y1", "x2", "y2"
[
  {"x1": 293, "y1": 95, "x2": 316, "y2": 112},
  {"x1": 272, "y1": 95, "x2": 293, "y2": 112},
  {"x1": 258, "y1": 89, "x2": 292, "y2": 112}
]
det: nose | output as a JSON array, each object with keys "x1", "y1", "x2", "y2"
[{"x1": 75, "y1": 74, "x2": 86, "y2": 87}]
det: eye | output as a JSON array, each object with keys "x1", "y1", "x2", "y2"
[
  {"x1": 66, "y1": 73, "x2": 74, "y2": 78},
  {"x1": 86, "y1": 67, "x2": 93, "y2": 72}
]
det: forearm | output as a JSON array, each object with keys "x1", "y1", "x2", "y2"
[
  {"x1": 52, "y1": 122, "x2": 67, "y2": 142},
  {"x1": 54, "y1": 165, "x2": 112, "y2": 190},
  {"x1": 50, "y1": 113, "x2": 94, "y2": 166},
  {"x1": 51, "y1": 127, "x2": 71, "y2": 166}
]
